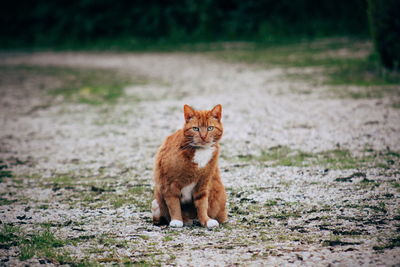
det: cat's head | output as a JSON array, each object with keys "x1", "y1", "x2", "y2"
[{"x1": 183, "y1": 104, "x2": 223, "y2": 148}]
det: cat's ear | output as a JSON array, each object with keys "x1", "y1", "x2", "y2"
[
  {"x1": 183, "y1": 104, "x2": 195, "y2": 122},
  {"x1": 210, "y1": 104, "x2": 222, "y2": 121}
]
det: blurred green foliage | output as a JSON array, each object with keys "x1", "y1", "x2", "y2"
[
  {"x1": 0, "y1": 0, "x2": 368, "y2": 49},
  {"x1": 211, "y1": 38, "x2": 400, "y2": 88},
  {"x1": 368, "y1": 0, "x2": 400, "y2": 69}
]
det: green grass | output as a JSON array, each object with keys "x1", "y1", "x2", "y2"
[
  {"x1": 212, "y1": 39, "x2": 362, "y2": 67},
  {"x1": 0, "y1": 170, "x2": 12, "y2": 181},
  {"x1": 358, "y1": 177, "x2": 380, "y2": 188},
  {"x1": 236, "y1": 146, "x2": 399, "y2": 169},
  {"x1": 0, "y1": 160, "x2": 12, "y2": 182},
  {"x1": 328, "y1": 55, "x2": 400, "y2": 86},
  {"x1": 391, "y1": 182, "x2": 400, "y2": 192},
  {"x1": 0, "y1": 65, "x2": 146, "y2": 105},
  {"x1": 0, "y1": 224, "x2": 96, "y2": 265},
  {"x1": 0, "y1": 224, "x2": 19, "y2": 247},
  {"x1": 98, "y1": 234, "x2": 128, "y2": 248},
  {"x1": 19, "y1": 229, "x2": 66, "y2": 261},
  {"x1": 66, "y1": 183, "x2": 152, "y2": 210},
  {"x1": 270, "y1": 211, "x2": 301, "y2": 220},
  {"x1": 210, "y1": 38, "x2": 400, "y2": 91},
  {"x1": 109, "y1": 185, "x2": 152, "y2": 209},
  {"x1": 0, "y1": 198, "x2": 17, "y2": 205},
  {"x1": 315, "y1": 149, "x2": 368, "y2": 169},
  {"x1": 373, "y1": 236, "x2": 400, "y2": 250},
  {"x1": 0, "y1": 225, "x2": 66, "y2": 261},
  {"x1": 51, "y1": 175, "x2": 75, "y2": 187},
  {"x1": 163, "y1": 236, "x2": 174, "y2": 242}
]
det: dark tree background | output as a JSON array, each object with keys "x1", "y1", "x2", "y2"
[
  {"x1": 0, "y1": 0, "x2": 368, "y2": 47},
  {"x1": 368, "y1": 0, "x2": 400, "y2": 69}
]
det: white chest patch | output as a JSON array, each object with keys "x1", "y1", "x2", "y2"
[
  {"x1": 193, "y1": 146, "x2": 215, "y2": 168},
  {"x1": 181, "y1": 182, "x2": 196, "y2": 204}
]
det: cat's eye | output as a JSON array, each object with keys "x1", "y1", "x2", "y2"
[
  {"x1": 192, "y1": 127, "x2": 200, "y2": 131},
  {"x1": 207, "y1": 126, "x2": 214, "y2": 131}
]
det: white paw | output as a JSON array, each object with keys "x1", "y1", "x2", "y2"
[
  {"x1": 169, "y1": 220, "x2": 183, "y2": 228},
  {"x1": 206, "y1": 219, "x2": 219, "y2": 228}
]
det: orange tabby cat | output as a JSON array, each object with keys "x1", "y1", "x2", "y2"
[{"x1": 152, "y1": 104, "x2": 227, "y2": 228}]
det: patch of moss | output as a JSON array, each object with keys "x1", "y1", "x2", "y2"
[
  {"x1": 358, "y1": 177, "x2": 380, "y2": 188},
  {"x1": 392, "y1": 102, "x2": 400, "y2": 109},
  {"x1": 0, "y1": 225, "x2": 90, "y2": 265},
  {"x1": 322, "y1": 239, "x2": 361, "y2": 246},
  {"x1": 373, "y1": 236, "x2": 400, "y2": 250},
  {"x1": 0, "y1": 160, "x2": 12, "y2": 182},
  {"x1": 263, "y1": 200, "x2": 278, "y2": 207},
  {"x1": 107, "y1": 185, "x2": 152, "y2": 209},
  {"x1": 51, "y1": 175, "x2": 75, "y2": 187},
  {"x1": 163, "y1": 235, "x2": 174, "y2": 242},
  {"x1": 315, "y1": 149, "x2": 363, "y2": 169},
  {"x1": 98, "y1": 234, "x2": 128, "y2": 248},
  {"x1": 0, "y1": 198, "x2": 17, "y2": 205},
  {"x1": 391, "y1": 181, "x2": 400, "y2": 192},
  {"x1": 237, "y1": 146, "x2": 313, "y2": 167},
  {"x1": 19, "y1": 228, "x2": 66, "y2": 261},
  {"x1": 261, "y1": 146, "x2": 314, "y2": 167},
  {"x1": 0, "y1": 65, "x2": 147, "y2": 105},
  {"x1": 0, "y1": 224, "x2": 82, "y2": 264},
  {"x1": 0, "y1": 224, "x2": 20, "y2": 248},
  {"x1": 0, "y1": 170, "x2": 12, "y2": 181},
  {"x1": 139, "y1": 235, "x2": 150, "y2": 240},
  {"x1": 38, "y1": 204, "x2": 49, "y2": 210},
  {"x1": 236, "y1": 146, "x2": 399, "y2": 169},
  {"x1": 270, "y1": 211, "x2": 301, "y2": 220}
]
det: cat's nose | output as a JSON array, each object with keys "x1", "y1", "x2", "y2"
[{"x1": 200, "y1": 130, "x2": 207, "y2": 140}]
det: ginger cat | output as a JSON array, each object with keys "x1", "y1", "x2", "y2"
[{"x1": 152, "y1": 104, "x2": 227, "y2": 228}]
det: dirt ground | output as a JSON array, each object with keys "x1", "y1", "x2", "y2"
[{"x1": 0, "y1": 49, "x2": 400, "y2": 266}]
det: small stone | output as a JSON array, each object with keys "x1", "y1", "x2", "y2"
[{"x1": 16, "y1": 215, "x2": 26, "y2": 220}]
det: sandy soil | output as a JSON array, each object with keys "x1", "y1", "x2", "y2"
[{"x1": 0, "y1": 51, "x2": 399, "y2": 266}]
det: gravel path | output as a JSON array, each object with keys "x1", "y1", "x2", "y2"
[{"x1": 0, "y1": 51, "x2": 399, "y2": 266}]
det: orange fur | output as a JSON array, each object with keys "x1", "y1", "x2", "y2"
[{"x1": 152, "y1": 104, "x2": 227, "y2": 227}]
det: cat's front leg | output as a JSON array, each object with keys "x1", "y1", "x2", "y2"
[
  {"x1": 164, "y1": 183, "x2": 184, "y2": 227},
  {"x1": 194, "y1": 191, "x2": 219, "y2": 228}
]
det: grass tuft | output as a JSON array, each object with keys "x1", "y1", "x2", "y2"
[
  {"x1": 19, "y1": 228, "x2": 66, "y2": 261},
  {"x1": 0, "y1": 224, "x2": 87, "y2": 264},
  {"x1": 0, "y1": 224, "x2": 20, "y2": 247},
  {"x1": 0, "y1": 160, "x2": 12, "y2": 182},
  {"x1": 373, "y1": 236, "x2": 400, "y2": 250}
]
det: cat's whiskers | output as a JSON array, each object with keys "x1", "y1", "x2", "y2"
[
  {"x1": 180, "y1": 141, "x2": 195, "y2": 150},
  {"x1": 191, "y1": 141, "x2": 215, "y2": 149}
]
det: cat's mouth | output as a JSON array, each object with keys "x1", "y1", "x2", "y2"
[{"x1": 192, "y1": 141, "x2": 214, "y2": 148}]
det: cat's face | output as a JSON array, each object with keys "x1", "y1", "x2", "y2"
[{"x1": 183, "y1": 104, "x2": 223, "y2": 147}]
